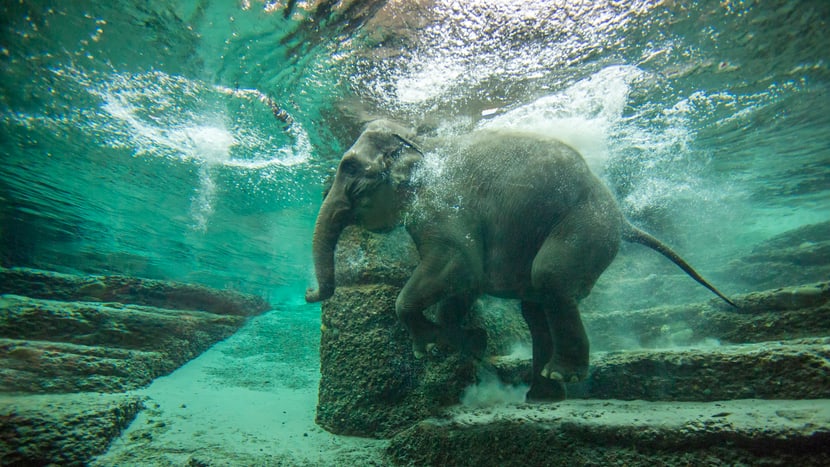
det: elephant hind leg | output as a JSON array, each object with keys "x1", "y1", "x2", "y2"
[
  {"x1": 528, "y1": 206, "x2": 617, "y2": 386},
  {"x1": 529, "y1": 263, "x2": 593, "y2": 385},
  {"x1": 521, "y1": 301, "x2": 566, "y2": 402},
  {"x1": 543, "y1": 297, "x2": 590, "y2": 384}
]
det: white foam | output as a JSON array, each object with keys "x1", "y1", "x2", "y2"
[
  {"x1": 191, "y1": 165, "x2": 217, "y2": 232},
  {"x1": 88, "y1": 70, "x2": 310, "y2": 168},
  {"x1": 396, "y1": 53, "x2": 465, "y2": 104},
  {"x1": 478, "y1": 65, "x2": 644, "y2": 173},
  {"x1": 169, "y1": 124, "x2": 236, "y2": 164}
]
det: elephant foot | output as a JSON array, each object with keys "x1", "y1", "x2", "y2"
[
  {"x1": 526, "y1": 378, "x2": 566, "y2": 403},
  {"x1": 541, "y1": 360, "x2": 588, "y2": 384},
  {"x1": 413, "y1": 342, "x2": 439, "y2": 359},
  {"x1": 410, "y1": 326, "x2": 442, "y2": 359},
  {"x1": 406, "y1": 314, "x2": 443, "y2": 358},
  {"x1": 411, "y1": 326, "x2": 487, "y2": 360}
]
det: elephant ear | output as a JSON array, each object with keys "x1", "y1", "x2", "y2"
[{"x1": 389, "y1": 148, "x2": 422, "y2": 187}]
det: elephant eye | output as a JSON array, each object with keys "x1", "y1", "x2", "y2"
[
  {"x1": 389, "y1": 145, "x2": 405, "y2": 159},
  {"x1": 340, "y1": 158, "x2": 362, "y2": 176}
]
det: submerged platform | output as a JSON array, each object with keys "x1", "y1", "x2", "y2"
[
  {"x1": 1, "y1": 266, "x2": 829, "y2": 465},
  {"x1": 387, "y1": 398, "x2": 830, "y2": 466},
  {"x1": 0, "y1": 267, "x2": 271, "y2": 466}
]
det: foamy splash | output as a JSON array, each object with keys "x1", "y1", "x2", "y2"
[
  {"x1": 478, "y1": 65, "x2": 644, "y2": 174},
  {"x1": 170, "y1": 124, "x2": 237, "y2": 164},
  {"x1": 404, "y1": 63, "x2": 711, "y2": 226},
  {"x1": 93, "y1": 73, "x2": 308, "y2": 167},
  {"x1": 76, "y1": 69, "x2": 313, "y2": 230}
]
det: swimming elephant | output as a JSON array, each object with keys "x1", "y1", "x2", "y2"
[{"x1": 306, "y1": 118, "x2": 735, "y2": 402}]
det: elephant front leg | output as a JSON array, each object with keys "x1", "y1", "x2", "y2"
[
  {"x1": 396, "y1": 250, "x2": 475, "y2": 358},
  {"x1": 396, "y1": 301, "x2": 440, "y2": 359},
  {"x1": 435, "y1": 294, "x2": 487, "y2": 358}
]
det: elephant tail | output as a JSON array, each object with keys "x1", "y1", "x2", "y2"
[{"x1": 622, "y1": 222, "x2": 737, "y2": 308}]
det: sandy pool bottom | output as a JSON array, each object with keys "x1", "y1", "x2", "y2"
[{"x1": 92, "y1": 309, "x2": 385, "y2": 466}]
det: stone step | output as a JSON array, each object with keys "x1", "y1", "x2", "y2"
[
  {"x1": 724, "y1": 220, "x2": 830, "y2": 292},
  {"x1": 0, "y1": 392, "x2": 144, "y2": 466},
  {"x1": 492, "y1": 337, "x2": 830, "y2": 402},
  {"x1": 386, "y1": 398, "x2": 830, "y2": 466},
  {"x1": 0, "y1": 267, "x2": 270, "y2": 316},
  {"x1": 0, "y1": 294, "x2": 245, "y2": 352},
  {"x1": 0, "y1": 295, "x2": 253, "y2": 394},
  {"x1": 584, "y1": 281, "x2": 830, "y2": 350},
  {"x1": 0, "y1": 268, "x2": 274, "y2": 465},
  {"x1": 0, "y1": 338, "x2": 167, "y2": 393},
  {"x1": 0, "y1": 279, "x2": 269, "y2": 395},
  {"x1": 316, "y1": 281, "x2": 830, "y2": 437}
]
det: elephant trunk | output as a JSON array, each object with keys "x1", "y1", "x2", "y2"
[{"x1": 305, "y1": 192, "x2": 351, "y2": 303}]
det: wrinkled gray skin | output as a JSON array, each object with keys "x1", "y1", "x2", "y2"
[{"x1": 306, "y1": 119, "x2": 735, "y2": 402}]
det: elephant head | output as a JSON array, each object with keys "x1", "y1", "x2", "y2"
[{"x1": 306, "y1": 119, "x2": 423, "y2": 303}]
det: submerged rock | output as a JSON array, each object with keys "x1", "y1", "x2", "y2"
[
  {"x1": 0, "y1": 267, "x2": 270, "y2": 316},
  {"x1": 0, "y1": 393, "x2": 144, "y2": 466},
  {"x1": 0, "y1": 338, "x2": 165, "y2": 393},
  {"x1": 726, "y1": 220, "x2": 830, "y2": 291},
  {"x1": 0, "y1": 294, "x2": 249, "y2": 393},
  {"x1": 317, "y1": 284, "x2": 478, "y2": 438},
  {"x1": 492, "y1": 337, "x2": 830, "y2": 402},
  {"x1": 333, "y1": 226, "x2": 419, "y2": 288},
  {"x1": 580, "y1": 337, "x2": 830, "y2": 401},
  {"x1": 319, "y1": 223, "x2": 536, "y2": 437},
  {"x1": 0, "y1": 267, "x2": 271, "y2": 465},
  {"x1": 386, "y1": 399, "x2": 830, "y2": 466},
  {"x1": 317, "y1": 286, "x2": 529, "y2": 437},
  {"x1": 584, "y1": 281, "x2": 830, "y2": 350}
]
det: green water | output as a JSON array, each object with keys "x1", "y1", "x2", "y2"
[{"x1": 2, "y1": 0, "x2": 828, "y2": 307}]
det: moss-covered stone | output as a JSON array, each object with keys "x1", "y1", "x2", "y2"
[
  {"x1": 0, "y1": 295, "x2": 251, "y2": 393},
  {"x1": 0, "y1": 267, "x2": 270, "y2": 316},
  {"x1": 318, "y1": 221, "x2": 535, "y2": 438},
  {"x1": 334, "y1": 226, "x2": 419, "y2": 288},
  {"x1": 317, "y1": 284, "x2": 478, "y2": 438},
  {"x1": 726, "y1": 221, "x2": 830, "y2": 291},
  {"x1": 0, "y1": 338, "x2": 165, "y2": 393},
  {"x1": 386, "y1": 399, "x2": 830, "y2": 466},
  {"x1": 581, "y1": 337, "x2": 830, "y2": 401},
  {"x1": 493, "y1": 337, "x2": 830, "y2": 402},
  {"x1": 0, "y1": 295, "x2": 244, "y2": 351},
  {"x1": 0, "y1": 393, "x2": 144, "y2": 466},
  {"x1": 0, "y1": 267, "x2": 272, "y2": 464},
  {"x1": 584, "y1": 281, "x2": 830, "y2": 351}
]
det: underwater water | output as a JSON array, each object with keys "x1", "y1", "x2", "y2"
[
  {"x1": 3, "y1": 0, "x2": 829, "y2": 300},
  {"x1": 1, "y1": 0, "x2": 829, "y2": 465}
]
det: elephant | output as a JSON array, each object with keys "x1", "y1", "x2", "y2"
[{"x1": 306, "y1": 118, "x2": 735, "y2": 402}]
